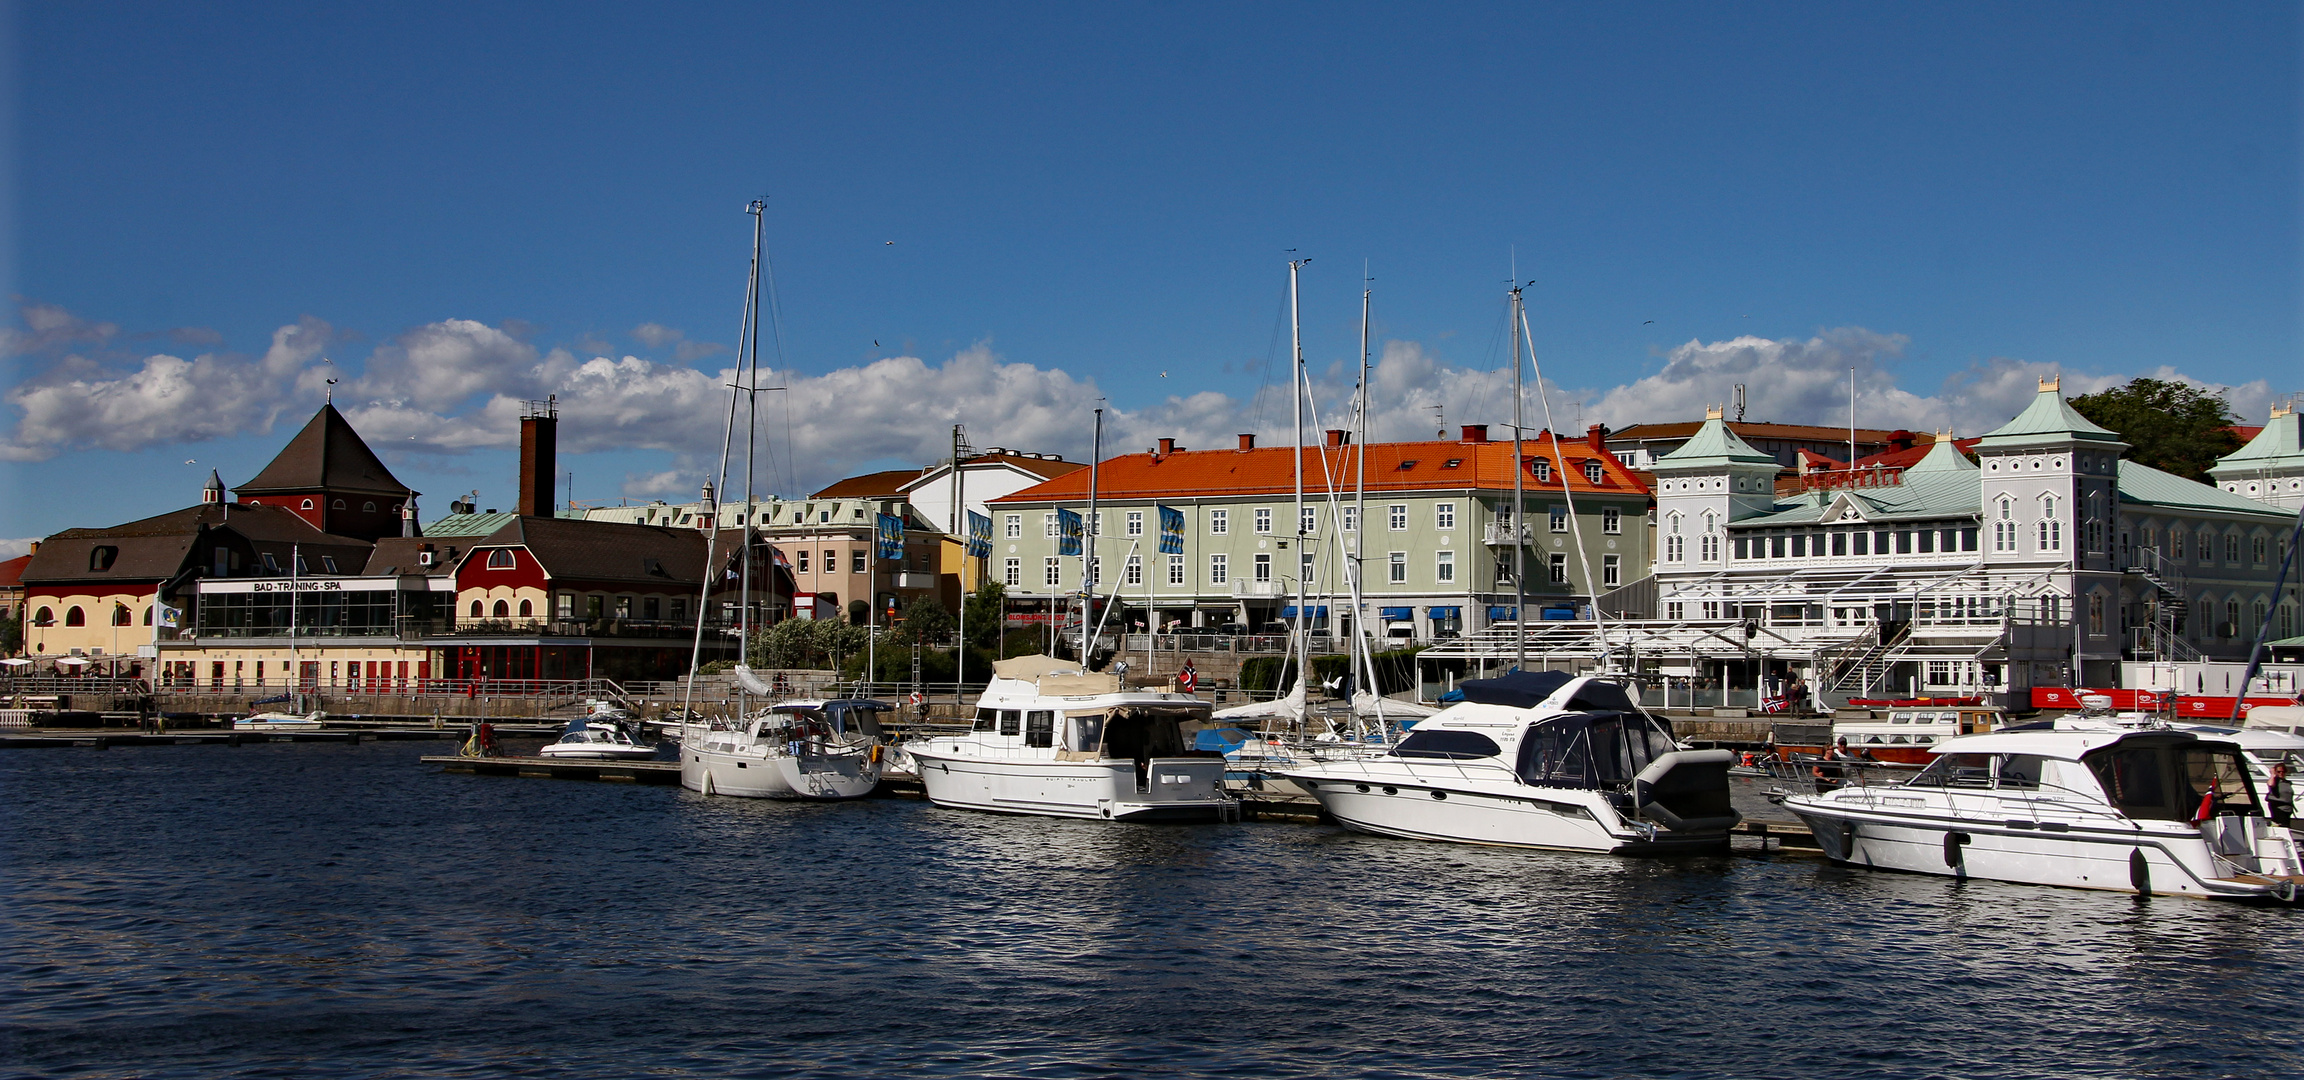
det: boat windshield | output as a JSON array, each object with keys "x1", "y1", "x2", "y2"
[
  {"x1": 1093, "y1": 707, "x2": 1204, "y2": 760},
  {"x1": 1392, "y1": 729, "x2": 1502, "y2": 761},
  {"x1": 1515, "y1": 711, "x2": 1676, "y2": 790},
  {"x1": 2083, "y1": 737, "x2": 2262, "y2": 821}
]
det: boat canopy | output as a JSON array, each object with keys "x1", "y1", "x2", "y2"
[
  {"x1": 1459, "y1": 670, "x2": 1574, "y2": 708},
  {"x1": 1516, "y1": 710, "x2": 1678, "y2": 790}
]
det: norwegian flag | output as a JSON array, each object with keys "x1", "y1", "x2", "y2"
[
  {"x1": 2194, "y1": 774, "x2": 2221, "y2": 824},
  {"x1": 1178, "y1": 663, "x2": 1198, "y2": 694},
  {"x1": 1761, "y1": 694, "x2": 1792, "y2": 714}
]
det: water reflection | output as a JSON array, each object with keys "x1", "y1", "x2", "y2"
[{"x1": 3, "y1": 742, "x2": 2302, "y2": 1078}]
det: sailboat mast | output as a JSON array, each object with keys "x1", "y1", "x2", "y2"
[
  {"x1": 952, "y1": 424, "x2": 965, "y2": 696},
  {"x1": 737, "y1": 199, "x2": 765, "y2": 711},
  {"x1": 680, "y1": 203, "x2": 758, "y2": 724},
  {"x1": 1355, "y1": 276, "x2": 1382, "y2": 736},
  {"x1": 1511, "y1": 284, "x2": 1527, "y2": 672},
  {"x1": 1289, "y1": 258, "x2": 1309, "y2": 729},
  {"x1": 1085, "y1": 408, "x2": 1102, "y2": 664}
]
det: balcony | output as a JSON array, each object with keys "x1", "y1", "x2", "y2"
[
  {"x1": 894, "y1": 572, "x2": 939, "y2": 590},
  {"x1": 1483, "y1": 522, "x2": 1534, "y2": 546},
  {"x1": 1232, "y1": 580, "x2": 1284, "y2": 598}
]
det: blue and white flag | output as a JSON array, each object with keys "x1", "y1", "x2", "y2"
[
  {"x1": 875, "y1": 513, "x2": 905, "y2": 560},
  {"x1": 965, "y1": 510, "x2": 994, "y2": 558},
  {"x1": 1157, "y1": 505, "x2": 1185, "y2": 555},
  {"x1": 1057, "y1": 508, "x2": 1084, "y2": 556}
]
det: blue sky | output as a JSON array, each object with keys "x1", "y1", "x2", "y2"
[{"x1": 4, "y1": 2, "x2": 2298, "y2": 548}]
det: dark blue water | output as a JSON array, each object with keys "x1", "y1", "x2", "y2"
[{"x1": 4, "y1": 740, "x2": 2301, "y2": 1079}]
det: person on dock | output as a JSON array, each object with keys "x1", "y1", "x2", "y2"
[{"x1": 2268, "y1": 762, "x2": 2294, "y2": 827}]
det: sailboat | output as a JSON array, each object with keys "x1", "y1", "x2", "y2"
[{"x1": 677, "y1": 200, "x2": 886, "y2": 801}]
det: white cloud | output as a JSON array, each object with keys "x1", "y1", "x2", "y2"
[
  {"x1": 0, "y1": 537, "x2": 36, "y2": 560},
  {"x1": 2, "y1": 314, "x2": 332, "y2": 460},
  {"x1": 631, "y1": 322, "x2": 684, "y2": 349}
]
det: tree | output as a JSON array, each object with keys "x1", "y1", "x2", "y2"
[
  {"x1": 897, "y1": 596, "x2": 955, "y2": 644},
  {"x1": 962, "y1": 578, "x2": 1006, "y2": 649},
  {"x1": 2069, "y1": 378, "x2": 2243, "y2": 482}
]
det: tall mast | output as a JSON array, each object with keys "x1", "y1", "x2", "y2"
[
  {"x1": 680, "y1": 203, "x2": 757, "y2": 725},
  {"x1": 1511, "y1": 283, "x2": 1527, "y2": 672},
  {"x1": 738, "y1": 199, "x2": 765, "y2": 710},
  {"x1": 1084, "y1": 408, "x2": 1103, "y2": 664},
  {"x1": 951, "y1": 423, "x2": 966, "y2": 695},
  {"x1": 1289, "y1": 257, "x2": 1310, "y2": 730},
  {"x1": 1354, "y1": 273, "x2": 1382, "y2": 736}
]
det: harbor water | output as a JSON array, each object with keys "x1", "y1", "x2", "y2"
[{"x1": 4, "y1": 740, "x2": 2302, "y2": 1079}]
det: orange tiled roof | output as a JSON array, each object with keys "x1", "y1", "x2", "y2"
[{"x1": 993, "y1": 435, "x2": 1650, "y2": 503}]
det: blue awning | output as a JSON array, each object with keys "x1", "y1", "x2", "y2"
[
  {"x1": 1279, "y1": 605, "x2": 1330, "y2": 618},
  {"x1": 1379, "y1": 606, "x2": 1412, "y2": 620},
  {"x1": 1429, "y1": 606, "x2": 1461, "y2": 618},
  {"x1": 1487, "y1": 606, "x2": 1518, "y2": 620}
]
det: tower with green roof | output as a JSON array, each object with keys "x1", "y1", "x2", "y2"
[
  {"x1": 1648, "y1": 406, "x2": 1782, "y2": 577},
  {"x1": 2208, "y1": 402, "x2": 2304, "y2": 512}
]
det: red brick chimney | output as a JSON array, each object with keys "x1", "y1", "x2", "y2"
[
  {"x1": 1325, "y1": 429, "x2": 1347, "y2": 447},
  {"x1": 1587, "y1": 423, "x2": 1607, "y2": 452},
  {"x1": 1237, "y1": 433, "x2": 1256, "y2": 450},
  {"x1": 1461, "y1": 424, "x2": 1488, "y2": 443},
  {"x1": 1156, "y1": 437, "x2": 1176, "y2": 457},
  {"x1": 518, "y1": 397, "x2": 558, "y2": 517}
]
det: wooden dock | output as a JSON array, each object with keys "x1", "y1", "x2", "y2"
[
  {"x1": 420, "y1": 754, "x2": 683, "y2": 783},
  {"x1": 2, "y1": 728, "x2": 477, "y2": 749}
]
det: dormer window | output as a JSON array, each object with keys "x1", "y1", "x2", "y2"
[
  {"x1": 331, "y1": 499, "x2": 346, "y2": 510},
  {"x1": 1443, "y1": 458, "x2": 1463, "y2": 469},
  {"x1": 1583, "y1": 461, "x2": 1604, "y2": 484},
  {"x1": 1531, "y1": 460, "x2": 1551, "y2": 482},
  {"x1": 301, "y1": 499, "x2": 315, "y2": 510},
  {"x1": 88, "y1": 546, "x2": 117, "y2": 571},
  {"x1": 487, "y1": 549, "x2": 516, "y2": 569},
  {"x1": 321, "y1": 556, "x2": 339, "y2": 573},
  {"x1": 262, "y1": 552, "x2": 281, "y2": 574},
  {"x1": 1397, "y1": 460, "x2": 1418, "y2": 471},
  {"x1": 363, "y1": 501, "x2": 377, "y2": 512}
]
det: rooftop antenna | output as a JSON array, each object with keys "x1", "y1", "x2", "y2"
[
  {"x1": 1733, "y1": 383, "x2": 1747, "y2": 423},
  {"x1": 1430, "y1": 403, "x2": 1445, "y2": 439}
]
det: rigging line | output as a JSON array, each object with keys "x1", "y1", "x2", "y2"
[
  {"x1": 758, "y1": 204, "x2": 799, "y2": 498},
  {"x1": 1520, "y1": 301, "x2": 1612, "y2": 662},
  {"x1": 683, "y1": 206, "x2": 764, "y2": 722},
  {"x1": 1248, "y1": 277, "x2": 1291, "y2": 437}
]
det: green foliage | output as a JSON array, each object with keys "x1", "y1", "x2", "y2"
[
  {"x1": 837, "y1": 635, "x2": 998, "y2": 684},
  {"x1": 2069, "y1": 378, "x2": 2242, "y2": 482},
  {"x1": 0, "y1": 614, "x2": 20, "y2": 658},
  {"x1": 1238, "y1": 656, "x2": 1298, "y2": 695},
  {"x1": 750, "y1": 617, "x2": 869, "y2": 669},
  {"x1": 1305, "y1": 648, "x2": 1425, "y2": 696},
  {"x1": 897, "y1": 596, "x2": 955, "y2": 644},
  {"x1": 962, "y1": 578, "x2": 1007, "y2": 649}
]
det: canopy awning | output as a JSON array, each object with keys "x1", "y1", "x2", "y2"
[
  {"x1": 1279, "y1": 605, "x2": 1329, "y2": 618},
  {"x1": 1429, "y1": 606, "x2": 1461, "y2": 618},
  {"x1": 1379, "y1": 606, "x2": 1412, "y2": 621},
  {"x1": 1487, "y1": 606, "x2": 1518, "y2": 620}
]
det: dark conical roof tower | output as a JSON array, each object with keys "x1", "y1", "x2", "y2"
[{"x1": 231, "y1": 402, "x2": 418, "y2": 542}]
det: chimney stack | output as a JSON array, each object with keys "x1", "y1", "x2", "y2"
[
  {"x1": 1460, "y1": 424, "x2": 1488, "y2": 443},
  {"x1": 1325, "y1": 429, "x2": 1347, "y2": 448},
  {"x1": 1888, "y1": 430, "x2": 1916, "y2": 453},
  {"x1": 1237, "y1": 433, "x2": 1256, "y2": 450},
  {"x1": 1157, "y1": 437, "x2": 1176, "y2": 457},
  {"x1": 518, "y1": 396, "x2": 558, "y2": 517},
  {"x1": 1586, "y1": 423, "x2": 1607, "y2": 452}
]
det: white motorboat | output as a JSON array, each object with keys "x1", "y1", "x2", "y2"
[
  {"x1": 682, "y1": 696, "x2": 890, "y2": 800},
  {"x1": 906, "y1": 654, "x2": 1235, "y2": 822},
  {"x1": 538, "y1": 718, "x2": 661, "y2": 761},
  {"x1": 1782, "y1": 725, "x2": 2304, "y2": 901},
  {"x1": 234, "y1": 710, "x2": 325, "y2": 731},
  {"x1": 1277, "y1": 670, "x2": 1741, "y2": 854}
]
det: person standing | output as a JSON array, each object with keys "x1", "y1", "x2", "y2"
[{"x1": 2268, "y1": 762, "x2": 2295, "y2": 827}]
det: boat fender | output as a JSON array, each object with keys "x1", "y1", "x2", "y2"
[
  {"x1": 1943, "y1": 831, "x2": 1970, "y2": 870},
  {"x1": 868, "y1": 743, "x2": 883, "y2": 766},
  {"x1": 2129, "y1": 848, "x2": 2151, "y2": 896},
  {"x1": 700, "y1": 769, "x2": 715, "y2": 797}
]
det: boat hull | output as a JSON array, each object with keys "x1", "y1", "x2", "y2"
[
  {"x1": 1784, "y1": 794, "x2": 2303, "y2": 901},
  {"x1": 1286, "y1": 770, "x2": 1727, "y2": 855},
  {"x1": 681, "y1": 745, "x2": 880, "y2": 800},
  {"x1": 538, "y1": 745, "x2": 660, "y2": 761},
  {"x1": 908, "y1": 747, "x2": 1233, "y2": 822}
]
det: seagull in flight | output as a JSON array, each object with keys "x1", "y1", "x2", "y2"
[
  {"x1": 184, "y1": 459, "x2": 197, "y2": 465},
  {"x1": 1642, "y1": 320, "x2": 1654, "y2": 325}
]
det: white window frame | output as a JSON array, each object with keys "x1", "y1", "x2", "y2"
[
  {"x1": 1126, "y1": 510, "x2": 1144, "y2": 537},
  {"x1": 1435, "y1": 503, "x2": 1455, "y2": 530},
  {"x1": 1388, "y1": 551, "x2": 1406, "y2": 584},
  {"x1": 1124, "y1": 554, "x2": 1142, "y2": 586},
  {"x1": 1603, "y1": 506, "x2": 1621, "y2": 535},
  {"x1": 1388, "y1": 504, "x2": 1407, "y2": 531},
  {"x1": 1209, "y1": 553, "x2": 1228, "y2": 584},
  {"x1": 1044, "y1": 557, "x2": 1061, "y2": 587},
  {"x1": 1254, "y1": 507, "x2": 1273, "y2": 534},
  {"x1": 1003, "y1": 557, "x2": 1021, "y2": 586},
  {"x1": 1435, "y1": 550, "x2": 1454, "y2": 583},
  {"x1": 1209, "y1": 509, "x2": 1229, "y2": 535},
  {"x1": 1005, "y1": 514, "x2": 1022, "y2": 539},
  {"x1": 1253, "y1": 553, "x2": 1272, "y2": 582}
]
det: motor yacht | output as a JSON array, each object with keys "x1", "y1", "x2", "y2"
[
  {"x1": 538, "y1": 717, "x2": 661, "y2": 761},
  {"x1": 1782, "y1": 725, "x2": 2304, "y2": 901},
  {"x1": 682, "y1": 695, "x2": 891, "y2": 800},
  {"x1": 906, "y1": 654, "x2": 1235, "y2": 822},
  {"x1": 233, "y1": 710, "x2": 325, "y2": 731},
  {"x1": 1277, "y1": 670, "x2": 1741, "y2": 854}
]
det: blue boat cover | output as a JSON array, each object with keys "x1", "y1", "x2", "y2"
[
  {"x1": 1457, "y1": 669, "x2": 1575, "y2": 708},
  {"x1": 1193, "y1": 727, "x2": 1255, "y2": 753}
]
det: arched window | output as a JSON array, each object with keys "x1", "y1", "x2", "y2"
[
  {"x1": 1700, "y1": 512, "x2": 1720, "y2": 562},
  {"x1": 518, "y1": 599, "x2": 533, "y2": 617},
  {"x1": 363, "y1": 501, "x2": 377, "y2": 513},
  {"x1": 142, "y1": 606, "x2": 152, "y2": 626},
  {"x1": 493, "y1": 599, "x2": 509, "y2": 618},
  {"x1": 112, "y1": 604, "x2": 131, "y2": 626},
  {"x1": 1664, "y1": 513, "x2": 1684, "y2": 563},
  {"x1": 331, "y1": 499, "x2": 346, "y2": 510},
  {"x1": 2037, "y1": 495, "x2": 2062, "y2": 552},
  {"x1": 487, "y1": 549, "x2": 516, "y2": 569},
  {"x1": 89, "y1": 546, "x2": 116, "y2": 571},
  {"x1": 300, "y1": 498, "x2": 315, "y2": 510},
  {"x1": 33, "y1": 606, "x2": 53, "y2": 626},
  {"x1": 1994, "y1": 497, "x2": 2016, "y2": 552},
  {"x1": 469, "y1": 599, "x2": 483, "y2": 618},
  {"x1": 64, "y1": 606, "x2": 85, "y2": 627},
  {"x1": 2226, "y1": 598, "x2": 2241, "y2": 637}
]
